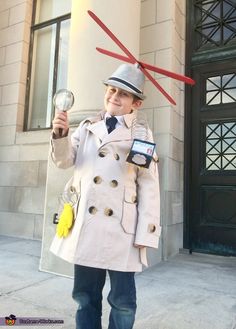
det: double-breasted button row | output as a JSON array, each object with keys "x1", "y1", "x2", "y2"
[
  {"x1": 93, "y1": 176, "x2": 118, "y2": 187},
  {"x1": 114, "y1": 153, "x2": 120, "y2": 160},
  {"x1": 94, "y1": 176, "x2": 102, "y2": 184},
  {"x1": 69, "y1": 186, "x2": 76, "y2": 193},
  {"x1": 98, "y1": 150, "x2": 120, "y2": 161},
  {"x1": 88, "y1": 206, "x2": 113, "y2": 216},
  {"x1": 110, "y1": 180, "x2": 118, "y2": 188},
  {"x1": 88, "y1": 206, "x2": 97, "y2": 215},
  {"x1": 104, "y1": 208, "x2": 113, "y2": 216},
  {"x1": 98, "y1": 151, "x2": 106, "y2": 157},
  {"x1": 148, "y1": 224, "x2": 156, "y2": 233}
]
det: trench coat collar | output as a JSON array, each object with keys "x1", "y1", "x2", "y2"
[
  {"x1": 86, "y1": 110, "x2": 136, "y2": 145},
  {"x1": 86, "y1": 111, "x2": 107, "y2": 142},
  {"x1": 123, "y1": 110, "x2": 136, "y2": 129}
]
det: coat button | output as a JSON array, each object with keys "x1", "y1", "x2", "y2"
[
  {"x1": 110, "y1": 180, "x2": 118, "y2": 187},
  {"x1": 98, "y1": 151, "x2": 106, "y2": 157},
  {"x1": 114, "y1": 153, "x2": 120, "y2": 160},
  {"x1": 93, "y1": 176, "x2": 102, "y2": 184},
  {"x1": 104, "y1": 208, "x2": 113, "y2": 216},
  {"x1": 148, "y1": 224, "x2": 156, "y2": 233},
  {"x1": 89, "y1": 206, "x2": 97, "y2": 215},
  {"x1": 70, "y1": 186, "x2": 76, "y2": 193}
]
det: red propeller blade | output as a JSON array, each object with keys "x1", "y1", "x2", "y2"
[
  {"x1": 96, "y1": 47, "x2": 134, "y2": 64},
  {"x1": 88, "y1": 10, "x2": 137, "y2": 64},
  {"x1": 96, "y1": 47, "x2": 195, "y2": 86},
  {"x1": 88, "y1": 10, "x2": 188, "y2": 105},
  {"x1": 139, "y1": 66, "x2": 176, "y2": 105}
]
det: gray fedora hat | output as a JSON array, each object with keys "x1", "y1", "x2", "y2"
[{"x1": 103, "y1": 63, "x2": 146, "y2": 100}]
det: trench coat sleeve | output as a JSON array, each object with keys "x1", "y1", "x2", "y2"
[
  {"x1": 134, "y1": 134, "x2": 161, "y2": 249},
  {"x1": 50, "y1": 126, "x2": 81, "y2": 169}
]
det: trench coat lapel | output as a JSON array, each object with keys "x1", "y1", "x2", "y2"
[
  {"x1": 101, "y1": 111, "x2": 136, "y2": 147},
  {"x1": 100, "y1": 126, "x2": 131, "y2": 147},
  {"x1": 86, "y1": 120, "x2": 108, "y2": 142}
]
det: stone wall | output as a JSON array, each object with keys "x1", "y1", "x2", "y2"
[
  {"x1": 140, "y1": 0, "x2": 186, "y2": 259},
  {"x1": 0, "y1": 0, "x2": 49, "y2": 240}
]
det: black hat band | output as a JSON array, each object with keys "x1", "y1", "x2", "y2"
[{"x1": 108, "y1": 77, "x2": 143, "y2": 95}]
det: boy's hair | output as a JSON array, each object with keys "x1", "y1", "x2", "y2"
[{"x1": 133, "y1": 95, "x2": 142, "y2": 102}]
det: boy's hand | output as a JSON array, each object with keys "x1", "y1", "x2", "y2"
[{"x1": 52, "y1": 112, "x2": 69, "y2": 138}]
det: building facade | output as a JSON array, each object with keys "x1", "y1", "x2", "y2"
[{"x1": 0, "y1": 0, "x2": 235, "y2": 276}]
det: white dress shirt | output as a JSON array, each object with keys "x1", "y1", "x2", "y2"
[{"x1": 104, "y1": 112, "x2": 125, "y2": 130}]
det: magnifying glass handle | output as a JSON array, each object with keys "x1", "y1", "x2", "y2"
[{"x1": 59, "y1": 126, "x2": 68, "y2": 137}]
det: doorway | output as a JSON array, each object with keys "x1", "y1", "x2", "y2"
[{"x1": 184, "y1": 0, "x2": 236, "y2": 255}]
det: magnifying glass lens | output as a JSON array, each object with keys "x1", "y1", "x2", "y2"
[{"x1": 53, "y1": 89, "x2": 74, "y2": 112}]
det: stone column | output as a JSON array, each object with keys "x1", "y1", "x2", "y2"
[
  {"x1": 40, "y1": 0, "x2": 141, "y2": 276},
  {"x1": 140, "y1": 0, "x2": 187, "y2": 261},
  {"x1": 68, "y1": 0, "x2": 141, "y2": 123}
]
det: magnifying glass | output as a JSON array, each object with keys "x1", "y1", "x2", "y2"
[
  {"x1": 53, "y1": 89, "x2": 74, "y2": 136},
  {"x1": 53, "y1": 89, "x2": 74, "y2": 112}
]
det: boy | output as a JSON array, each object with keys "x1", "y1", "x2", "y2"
[{"x1": 50, "y1": 63, "x2": 161, "y2": 329}]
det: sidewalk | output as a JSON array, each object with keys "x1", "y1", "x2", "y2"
[{"x1": 0, "y1": 235, "x2": 236, "y2": 329}]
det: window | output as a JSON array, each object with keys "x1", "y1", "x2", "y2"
[
  {"x1": 205, "y1": 122, "x2": 236, "y2": 170},
  {"x1": 195, "y1": 0, "x2": 236, "y2": 50},
  {"x1": 25, "y1": 0, "x2": 72, "y2": 130},
  {"x1": 206, "y1": 73, "x2": 236, "y2": 105},
  {"x1": 184, "y1": 0, "x2": 236, "y2": 255}
]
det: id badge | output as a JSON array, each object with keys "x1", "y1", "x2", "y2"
[{"x1": 126, "y1": 139, "x2": 156, "y2": 168}]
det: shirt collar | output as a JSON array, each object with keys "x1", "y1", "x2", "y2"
[{"x1": 104, "y1": 112, "x2": 124, "y2": 126}]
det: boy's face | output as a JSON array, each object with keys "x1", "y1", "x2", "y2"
[{"x1": 104, "y1": 86, "x2": 142, "y2": 116}]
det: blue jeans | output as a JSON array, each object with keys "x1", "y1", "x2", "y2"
[{"x1": 72, "y1": 265, "x2": 137, "y2": 329}]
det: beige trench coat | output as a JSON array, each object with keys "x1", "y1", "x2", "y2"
[{"x1": 50, "y1": 110, "x2": 161, "y2": 272}]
